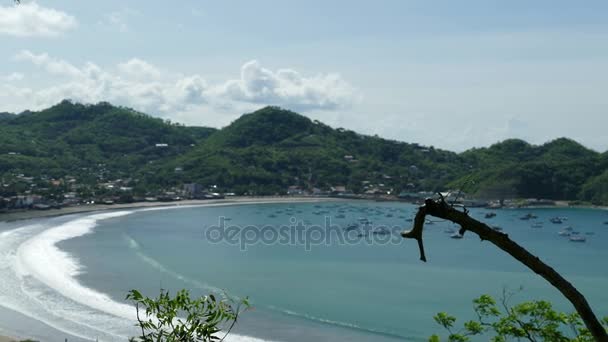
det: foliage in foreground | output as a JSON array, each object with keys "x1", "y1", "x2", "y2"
[
  {"x1": 429, "y1": 292, "x2": 608, "y2": 342},
  {"x1": 126, "y1": 289, "x2": 249, "y2": 342}
]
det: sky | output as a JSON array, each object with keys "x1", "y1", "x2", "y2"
[{"x1": 1, "y1": 0, "x2": 608, "y2": 152}]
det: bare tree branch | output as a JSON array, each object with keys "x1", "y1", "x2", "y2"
[{"x1": 401, "y1": 198, "x2": 608, "y2": 341}]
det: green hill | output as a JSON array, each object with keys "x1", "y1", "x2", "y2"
[
  {"x1": 455, "y1": 137, "x2": 603, "y2": 201},
  {"x1": 0, "y1": 100, "x2": 216, "y2": 179},
  {"x1": 147, "y1": 107, "x2": 468, "y2": 195},
  {"x1": 0, "y1": 101, "x2": 606, "y2": 203}
]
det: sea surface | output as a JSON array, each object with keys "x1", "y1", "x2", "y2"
[{"x1": 0, "y1": 201, "x2": 607, "y2": 341}]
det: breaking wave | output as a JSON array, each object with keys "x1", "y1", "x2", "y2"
[{"x1": 0, "y1": 210, "x2": 272, "y2": 341}]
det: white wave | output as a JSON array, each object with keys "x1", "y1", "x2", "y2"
[
  {"x1": 0, "y1": 210, "x2": 275, "y2": 342},
  {"x1": 16, "y1": 211, "x2": 136, "y2": 322}
]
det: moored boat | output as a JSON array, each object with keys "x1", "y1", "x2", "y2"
[{"x1": 569, "y1": 235, "x2": 586, "y2": 242}]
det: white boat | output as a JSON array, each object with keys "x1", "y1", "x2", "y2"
[
  {"x1": 450, "y1": 233, "x2": 463, "y2": 239},
  {"x1": 569, "y1": 235, "x2": 586, "y2": 242}
]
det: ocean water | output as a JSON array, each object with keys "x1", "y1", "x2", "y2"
[{"x1": 1, "y1": 201, "x2": 607, "y2": 341}]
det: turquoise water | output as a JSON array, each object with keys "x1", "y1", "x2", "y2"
[{"x1": 1, "y1": 201, "x2": 608, "y2": 341}]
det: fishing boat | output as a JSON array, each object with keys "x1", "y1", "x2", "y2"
[
  {"x1": 372, "y1": 228, "x2": 391, "y2": 235},
  {"x1": 549, "y1": 217, "x2": 563, "y2": 224},
  {"x1": 485, "y1": 212, "x2": 496, "y2": 219},
  {"x1": 569, "y1": 235, "x2": 586, "y2": 242},
  {"x1": 344, "y1": 223, "x2": 359, "y2": 231},
  {"x1": 520, "y1": 213, "x2": 537, "y2": 220}
]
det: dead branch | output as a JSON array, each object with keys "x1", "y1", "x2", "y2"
[{"x1": 401, "y1": 198, "x2": 608, "y2": 341}]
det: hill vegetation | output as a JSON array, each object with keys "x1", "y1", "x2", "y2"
[{"x1": 0, "y1": 101, "x2": 606, "y2": 204}]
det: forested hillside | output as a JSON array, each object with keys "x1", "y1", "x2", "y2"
[{"x1": 1, "y1": 101, "x2": 606, "y2": 203}]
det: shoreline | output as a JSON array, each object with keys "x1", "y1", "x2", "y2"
[
  {"x1": 2, "y1": 197, "x2": 607, "y2": 224},
  {"x1": 0, "y1": 336, "x2": 17, "y2": 342},
  {"x1": 0, "y1": 196, "x2": 345, "y2": 223}
]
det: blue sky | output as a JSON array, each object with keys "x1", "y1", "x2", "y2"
[{"x1": 1, "y1": 0, "x2": 608, "y2": 151}]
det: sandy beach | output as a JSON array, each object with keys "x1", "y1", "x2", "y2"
[
  {"x1": 0, "y1": 336, "x2": 17, "y2": 342},
  {"x1": 0, "y1": 196, "x2": 345, "y2": 224},
  {"x1": 0, "y1": 196, "x2": 347, "y2": 342}
]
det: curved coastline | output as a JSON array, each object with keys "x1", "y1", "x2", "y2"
[
  {"x1": 1, "y1": 198, "x2": 607, "y2": 341},
  {"x1": 0, "y1": 198, "x2": 338, "y2": 342},
  {"x1": 0, "y1": 196, "x2": 344, "y2": 223}
]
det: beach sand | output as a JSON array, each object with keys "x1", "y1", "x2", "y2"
[
  {"x1": 0, "y1": 336, "x2": 26, "y2": 342},
  {"x1": 0, "y1": 196, "x2": 343, "y2": 223},
  {"x1": 0, "y1": 196, "x2": 346, "y2": 342}
]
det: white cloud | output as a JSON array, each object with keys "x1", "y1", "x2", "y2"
[
  {"x1": 2, "y1": 72, "x2": 24, "y2": 81},
  {"x1": 102, "y1": 8, "x2": 139, "y2": 32},
  {"x1": 213, "y1": 60, "x2": 355, "y2": 111},
  {"x1": 117, "y1": 58, "x2": 162, "y2": 80},
  {"x1": 0, "y1": 2, "x2": 76, "y2": 37},
  {"x1": 4, "y1": 52, "x2": 355, "y2": 120},
  {"x1": 15, "y1": 50, "x2": 82, "y2": 77}
]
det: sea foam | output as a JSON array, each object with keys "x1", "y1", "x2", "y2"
[{"x1": 2, "y1": 210, "x2": 274, "y2": 341}]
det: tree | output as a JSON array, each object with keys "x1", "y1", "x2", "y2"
[
  {"x1": 429, "y1": 291, "x2": 608, "y2": 342},
  {"x1": 401, "y1": 196, "x2": 608, "y2": 341},
  {"x1": 126, "y1": 289, "x2": 250, "y2": 342}
]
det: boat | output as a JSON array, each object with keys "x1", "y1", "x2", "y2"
[
  {"x1": 484, "y1": 212, "x2": 496, "y2": 219},
  {"x1": 558, "y1": 230, "x2": 571, "y2": 237},
  {"x1": 531, "y1": 222, "x2": 543, "y2": 229},
  {"x1": 519, "y1": 213, "x2": 537, "y2": 220},
  {"x1": 569, "y1": 235, "x2": 586, "y2": 242},
  {"x1": 491, "y1": 226, "x2": 503, "y2": 232},
  {"x1": 603, "y1": 221, "x2": 608, "y2": 225},
  {"x1": 268, "y1": 214, "x2": 277, "y2": 218},
  {"x1": 450, "y1": 233, "x2": 463, "y2": 239},
  {"x1": 344, "y1": 223, "x2": 359, "y2": 232},
  {"x1": 372, "y1": 228, "x2": 391, "y2": 235},
  {"x1": 444, "y1": 228, "x2": 456, "y2": 234},
  {"x1": 549, "y1": 217, "x2": 563, "y2": 224}
]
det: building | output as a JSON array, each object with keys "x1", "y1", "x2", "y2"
[
  {"x1": 287, "y1": 185, "x2": 304, "y2": 196},
  {"x1": 183, "y1": 183, "x2": 204, "y2": 198}
]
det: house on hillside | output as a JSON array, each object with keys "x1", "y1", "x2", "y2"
[
  {"x1": 331, "y1": 186, "x2": 351, "y2": 196},
  {"x1": 183, "y1": 183, "x2": 204, "y2": 198},
  {"x1": 287, "y1": 185, "x2": 305, "y2": 196}
]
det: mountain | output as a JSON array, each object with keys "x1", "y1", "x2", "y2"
[
  {"x1": 0, "y1": 100, "x2": 216, "y2": 180},
  {"x1": 455, "y1": 137, "x2": 603, "y2": 201},
  {"x1": 1, "y1": 101, "x2": 606, "y2": 203},
  {"x1": 0, "y1": 112, "x2": 15, "y2": 122},
  {"x1": 149, "y1": 107, "x2": 468, "y2": 195}
]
